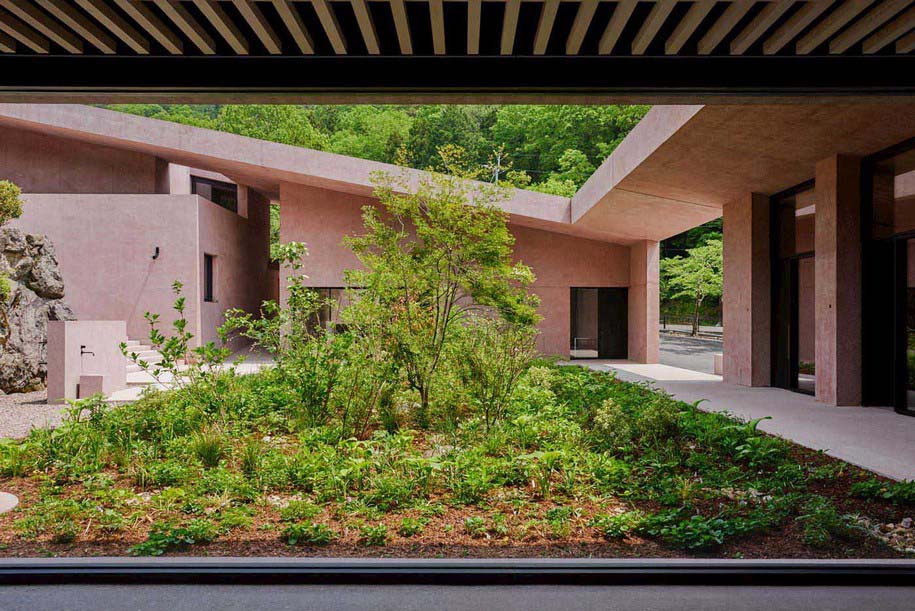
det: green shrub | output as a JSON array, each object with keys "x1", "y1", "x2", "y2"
[
  {"x1": 463, "y1": 516, "x2": 487, "y2": 538},
  {"x1": 850, "y1": 478, "x2": 915, "y2": 505},
  {"x1": 240, "y1": 438, "x2": 263, "y2": 478},
  {"x1": 796, "y1": 496, "x2": 851, "y2": 548},
  {"x1": 397, "y1": 517, "x2": 428, "y2": 537},
  {"x1": 190, "y1": 430, "x2": 226, "y2": 469},
  {"x1": 590, "y1": 511, "x2": 644, "y2": 539},
  {"x1": 591, "y1": 399, "x2": 632, "y2": 449},
  {"x1": 358, "y1": 523, "x2": 389, "y2": 546},
  {"x1": 281, "y1": 522, "x2": 337, "y2": 546},
  {"x1": 280, "y1": 500, "x2": 322, "y2": 522},
  {"x1": 129, "y1": 519, "x2": 217, "y2": 556},
  {"x1": 634, "y1": 397, "x2": 680, "y2": 444}
]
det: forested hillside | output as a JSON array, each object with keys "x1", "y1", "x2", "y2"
[{"x1": 105, "y1": 104, "x2": 648, "y2": 197}]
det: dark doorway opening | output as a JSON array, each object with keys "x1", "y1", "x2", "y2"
[{"x1": 570, "y1": 288, "x2": 628, "y2": 359}]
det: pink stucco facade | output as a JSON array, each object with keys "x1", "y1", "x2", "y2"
[
  {"x1": 278, "y1": 183, "x2": 641, "y2": 358},
  {"x1": 2, "y1": 123, "x2": 273, "y2": 348}
]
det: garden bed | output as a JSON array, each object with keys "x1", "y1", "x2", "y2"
[{"x1": 0, "y1": 365, "x2": 912, "y2": 559}]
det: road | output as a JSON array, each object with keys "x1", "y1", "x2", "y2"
[
  {"x1": 2, "y1": 584, "x2": 914, "y2": 611},
  {"x1": 659, "y1": 333, "x2": 722, "y2": 374}
]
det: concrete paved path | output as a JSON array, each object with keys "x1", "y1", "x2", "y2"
[{"x1": 579, "y1": 361, "x2": 915, "y2": 482}]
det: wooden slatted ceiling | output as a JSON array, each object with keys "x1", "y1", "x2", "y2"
[{"x1": 0, "y1": 1, "x2": 910, "y2": 57}]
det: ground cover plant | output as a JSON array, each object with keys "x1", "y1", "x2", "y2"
[
  {"x1": 0, "y1": 152, "x2": 910, "y2": 559},
  {"x1": 0, "y1": 364, "x2": 911, "y2": 558}
]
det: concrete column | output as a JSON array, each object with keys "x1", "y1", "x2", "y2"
[
  {"x1": 628, "y1": 240, "x2": 659, "y2": 363},
  {"x1": 722, "y1": 193, "x2": 770, "y2": 386},
  {"x1": 815, "y1": 154, "x2": 862, "y2": 406}
]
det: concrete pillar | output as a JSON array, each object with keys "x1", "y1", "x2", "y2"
[
  {"x1": 628, "y1": 239, "x2": 659, "y2": 363},
  {"x1": 722, "y1": 193, "x2": 770, "y2": 386},
  {"x1": 815, "y1": 154, "x2": 862, "y2": 406}
]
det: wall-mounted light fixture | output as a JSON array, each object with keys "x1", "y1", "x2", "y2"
[{"x1": 152, "y1": 246, "x2": 160, "y2": 260}]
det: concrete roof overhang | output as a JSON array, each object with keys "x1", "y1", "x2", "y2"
[
  {"x1": 0, "y1": 103, "x2": 613, "y2": 241},
  {"x1": 3, "y1": 102, "x2": 915, "y2": 246},
  {"x1": 573, "y1": 103, "x2": 915, "y2": 242}
]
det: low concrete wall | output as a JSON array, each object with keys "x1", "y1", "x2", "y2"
[
  {"x1": 47, "y1": 320, "x2": 127, "y2": 403},
  {"x1": 12, "y1": 194, "x2": 201, "y2": 342}
]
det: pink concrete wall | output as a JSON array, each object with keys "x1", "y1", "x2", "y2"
[
  {"x1": 723, "y1": 193, "x2": 771, "y2": 387},
  {"x1": 47, "y1": 320, "x2": 127, "y2": 403},
  {"x1": 279, "y1": 183, "x2": 630, "y2": 356},
  {"x1": 13, "y1": 194, "x2": 201, "y2": 341},
  {"x1": 197, "y1": 188, "x2": 271, "y2": 346},
  {"x1": 0, "y1": 125, "x2": 157, "y2": 194},
  {"x1": 628, "y1": 240, "x2": 660, "y2": 363},
  {"x1": 814, "y1": 155, "x2": 862, "y2": 406}
]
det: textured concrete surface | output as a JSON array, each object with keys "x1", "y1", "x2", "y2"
[
  {"x1": 2, "y1": 584, "x2": 913, "y2": 611},
  {"x1": 592, "y1": 362, "x2": 915, "y2": 481}
]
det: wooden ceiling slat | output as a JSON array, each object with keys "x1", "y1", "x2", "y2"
[
  {"x1": 430, "y1": 0, "x2": 445, "y2": 55},
  {"x1": 231, "y1": 0, "x2": 281, "y2": 54},
  {"x1": 534, "y1": 0, "x2": 559, "y2": 55},
  {"x1": 74, "y1": 0, "x2": 149, "y2": 54},
  {"x1": 351, "y1": 0, "x2": 380, "y2": 55},
  {"x1": 763, "y1": 0, "x2": 832, "y2": 54},
  {"x1": 697, "y1": 0, "x2": 754, "y2": 55},
  {"x1": 0, "y1": 6, "x2": 50, "y2": 52},
  {"x1": 666, "y1": 0, "x2": 715, "y2": 55},
  {"x1": 598, "y1": 0, "x2": 637, "y2": 54},
  {"x1": 830, "y1": 0, "x2": 911, "y2": 54},
  {"x1": 467, "y1": 0, "x2": 481, "y2": 55},
  {"x1": 37, "y1": 0, "x2": 115, "y2": 53},
  {"x1": 566, "y1": 0, "x2": 598, "y2": 55},
  {"x1": 501, "y1": 0, "x2": 521, "y2": 54},
  {"x1": 863, "y1": 5, "x2": 915, "y2": 53},
  {"x1": 896, "y1": 28, "x2": 915, "y2": 52},
  {"x1": 730, "y1": 1, "x2": 796, "y2": 55},
  {"x1": 192, "y1": 0, "x2": 248, "y2": 54},
  {"x1": 796, "y1": 0, "x2": 878, "y2": 54},
  {"x1": 632, "y1": 0, "x2": 677, "y2": 55},
  {"x1": 112, "y1": 0, "x2": 181, "y2": 54},
  {"x1": 4, "y1": 0, "x2": 82, "y2": 53},
  {"x1": 310, "y1": 0, "x2": 346, "y2": 54},
  {"x1": 389, "y1": 0, "x2": 412, "y2": 54},
  {"x1": 271, "y1": 0, "x2": 313, "y2": 54},
  {"x1": 153, "y1": 0, "x2": 216, "y2": 54},
  {"x1": 0, "y1": 28, "x2": 14, "y2": 51}
]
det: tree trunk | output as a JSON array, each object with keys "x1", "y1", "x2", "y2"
[{"x1": 692, "y1": 295, "x2": 702, "y2": 337}]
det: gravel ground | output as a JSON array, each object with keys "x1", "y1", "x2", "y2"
[{"x1": 0, "y1": 390, "x2": 65, "y2": 439}]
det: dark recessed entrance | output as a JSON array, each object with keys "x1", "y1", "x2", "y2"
[{"x1": 569, "y1": 288, "x2": 627, "y2": 360}]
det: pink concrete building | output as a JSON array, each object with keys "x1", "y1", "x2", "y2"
[
  {"x1": 5, "y1": 103, "x2": 914, "y2": 417},
  {"x1": 0, "y1": 104, "x2": 666, "y2": 381}
]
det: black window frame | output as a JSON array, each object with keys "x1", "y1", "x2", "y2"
[
  {"x1": 203, "y1": 253, "x2": 216, "y2": 303},
  {"x1": 191, "y1": 176, "x2": 239, "y2": 214}
]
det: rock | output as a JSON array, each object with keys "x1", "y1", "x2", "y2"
[
  {"x1": 0, "y1": 228, "x2": 74, "y2": 393},
  {"x1": 902, "y1": 517, "x2": 913, "y2": 529}
]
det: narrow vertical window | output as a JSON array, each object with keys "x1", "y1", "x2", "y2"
[{"x1": 204, "y1": 254, "x2": 215, "y2": 303}]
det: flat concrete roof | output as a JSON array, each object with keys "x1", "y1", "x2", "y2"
[
  {"x1": 2, "y1": 103, "x2": 914, "y2": 245},
  {"x1": 574, "y1": 103, "x2": 915, "y2": 242}
]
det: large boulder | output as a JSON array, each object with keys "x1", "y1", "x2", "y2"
[{"x1": 0, "y1": 227, "x2": 74, "y2": 393}]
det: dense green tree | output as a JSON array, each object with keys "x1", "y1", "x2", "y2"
[
  {"x1": 344, "y1": 146, "x2": 539, "y2": 427},
  {"x1": 215, "y1": 105, "x2": 327, "y2": 149},
  {"x1": 327, "y1": 106, "x2": 413, "y2": 163},
  {"x1": 660, "y1": 238, "x2": 723, "y2": 336}
]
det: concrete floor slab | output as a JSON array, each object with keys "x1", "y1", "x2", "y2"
[{"x1": 581, "y1": 361, "x2": 915, "y2": 482}]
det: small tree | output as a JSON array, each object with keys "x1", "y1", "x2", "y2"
[
  {"x1": 661, "y1": 238, "x2": 722, "y2": 336},
  {"x1": 344, "y1": 146, "x2": 540, "y2": 428},
  {"x1": 0, "y1": 180, "x2": 24, "y2": 352}
]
